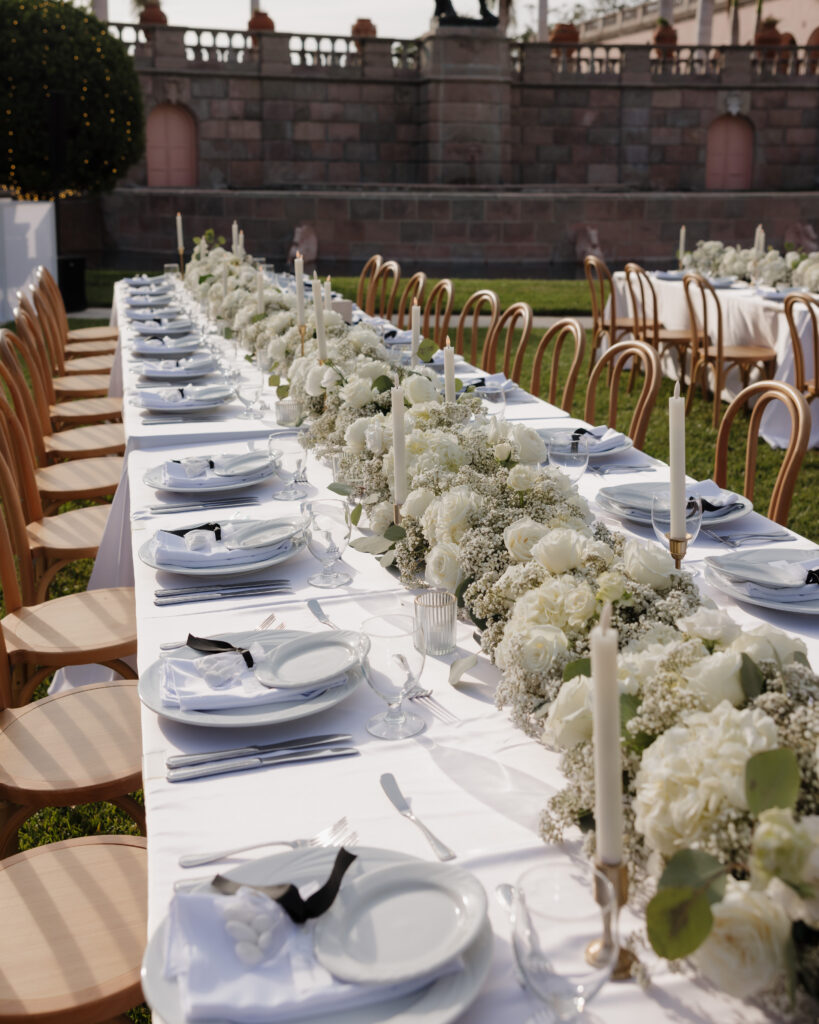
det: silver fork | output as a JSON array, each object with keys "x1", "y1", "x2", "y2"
[
  {"x1": 159, "y1": 610, "x2": 286, "y2": 652},
  {"x1": 701, "y1": 527, "x2": 792, "y2": 548},
  {"x1": 178, "y1": 816, "x2": 355, "y2": 868},
  {"x1": 406, "y1": 684, "x2": 459, "y2": 726}
]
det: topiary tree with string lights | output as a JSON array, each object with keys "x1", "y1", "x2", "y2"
[{"x1": 0, "y1": 0, "x2": 145, "y2": 201}]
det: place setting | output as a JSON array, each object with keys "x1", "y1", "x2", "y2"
[
  {"x1": 143, "y1": 449, "x2": 281, "y2": 495},
  {"x1": 135, "y1": 350, "x2": 220, "y2": 381},
  {"x1": 538, "y1": 424, "x2": 658, "y2": 476},
  {"x1": 134, "y1": 381, "x2": 237, "y2": 415},
  {"x1": 131, "y1": 332, "x2": 204, "y2": 357},
  {"x1": 703, "y1": 547, "x2": 819, "y2": 614},
  {"x1": 594, "y1": 477, "x2": 753, "y2": 530},
  {"x1": 132, "y1": 314, "x2": 197, "y2": 336}
]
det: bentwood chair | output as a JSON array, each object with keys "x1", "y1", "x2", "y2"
[
  {"x1": 784, "y1": 293, "x2": 819, "y2": 405},
  {"x1": 0, "y1": 448, "x2": 136, "y2": 707},
  {"x1": 0, "y1": 335, "x2": 124, "y2": 462},
  {"x1": 683, "y1": 272, "x2": 776, "y2": 428},
  {"x1": 423, "y1": 279, "x2": 454, "y2": 348},
  {"x1": 356, "y1": 254, "x2": 382, "y2": 312},
  {"x1": 714, "y1": 381, "x2": 810, "y2": 526},
  {"x1": 366, "y1": 260, "x2": 401, "y2": 319},
  {"x1": 394, "y1": 271, "x2": 426, "y2": 329},
  {"x1": 0, "y1": 835, "x2": 148, "y2": 1021},
  {"x1": 4, "y1": 322, "x2": 123, "y2": 429},
  {"x1": 454, "y1": 289, "x2": 499, "y2": 367},
  {"x1": 624, "y1": 262, "x2": 695, "y2": 372},
  {"x1": 584, "y1": 255, "x2": 633, "y2": 374},
  {"x1": 31, "y1": 282, "x2": 115, "y2": 376},
  {"x1": 38, "y1": 265, "x2": 120, "y2": 353},
  {"x1": 585, "y1": 340, "x2": 661, "y2": 450},
  {"x1": 529, "y1": 318, "x2": 586, "y2": 412},
  {"x1": 482, "y1": 301, "x2": 533, "y2": 382},
  {"x1": 14, "y1": 305, "x2": 111, "y2": 400}
]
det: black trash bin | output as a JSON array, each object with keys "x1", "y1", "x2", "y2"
[{"x1": 57, "y1": 255, "x2": 86, "y2": 313}]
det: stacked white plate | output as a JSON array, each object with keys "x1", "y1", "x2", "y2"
[
  {"x1": 597, "y1": 480, "x2": 752, "y2": 526},
  {"x1": 144, "y1": 450, "x2": 279, "y2": 493},
  {"x1": 137, "y1": 352, "x2": 218, "y2": 381},
  {"x1": 134, "y1": 318, "x2": 196, "y2": 336},
  {"x1": 136, "y1": 383, "x2": 234, "y2": 413},
  {"x1": 131, "y1": 335, "x2": 202, "y2": 357},
  {"x1": 704, "y1": 547, "x2": 819, "y2": 614}
]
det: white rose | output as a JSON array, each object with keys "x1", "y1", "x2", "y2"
[
  {"x1": 531, "y1": 529, "x2": 586, "y2": 574},
  {"x1": 504, "y1": 517, "x2": 549, "y2": 563},
  {"x1": 751, "y1": 808, "x2": 814, "y2": 889},
  {"x1": 691, "y1": 879, "x2": 791, "y2": 998},
  {"x1": 517, "y1": 624, "x2": 569, "y2": 675},
  {"x1": 368, "y1": 501, "x2": 395, "y2": 536},
  {"x1": 597, "y1": 570, "x2": 627, "y2": 602},
  {"x1": 582, "y1": 538, "x2": 614, "y2": 566},
  {"x1": 682, "y1": 650, "x2": 744, "y2": 709},
  {"x1": 507, "y1": 464, "x2": 539, "y2": 491},
  {"x1": 404, "y1": 374, "x2": 438, "y2": 405},
  {"x1": 543, "y1": 674, "x2": 593, "y2": 749},
  {"x1": 365, "y1": 423, "x2": 386, "y2": 455},
  {"x1": 344, "y1": 417, "x2": 370, "y2": 454},
  {"x1": 339, "y1": 377, "x2": 377, "y2": 409},
  {"x1": 304, "y1": 364, "x2": 327, "y2": 397},
  {"x1": 321, "y1": 366, "x2": 342, "y2": 390},
  {"x1": 494, "y1": 442, "x2": 512, "y2": 462},
  {"x1": 623, "y1": 539, "x2": 675, "y2": 590},
  {"x1": 511, "y1": 423, "x2": 547, "y2": 465},
  {"x1": 421, "y1": 486, "x2": 477, "y2": 545},
  {"x1": 355, "y1": 359, "x2": 390, "y2": 381},
  {"x1": 425, "y1": 541, "x2": 462, "y2": 591},
  {"x1": 564, "y1": 581, "x2": 597, "y2": 628},
  {"x1": 677, "y1": 605, "x2": 740, "y2": 646},
  {"x1": 730, "y1": 623, "x2": 808, "y2": 667},
  {"x1": 401, "y1": 488, "x2": 434, "y2": 520}
]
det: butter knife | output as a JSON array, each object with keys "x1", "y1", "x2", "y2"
[
  {"x1": 166, "y1": 733, "x2": 352, "y2": 769},
  {"x1": 379, "y1": 772, "x2": 455, "y2": 861},
  {"x1": 167, "y1": 745, "x2": 358, "y2": 783},
  {"x1": 155, "y1": 585, "x2": 292, "y2": 606},
  {"x1": 307, "y1": 598, "x2": 338, "y2": 629}
]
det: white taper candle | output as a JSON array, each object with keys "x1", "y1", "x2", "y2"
[
  {"x1": 176, "y1": 211, "x2": 183, "y2": 250},
  {"x1": 591, "y1": 602, "x2": 623, "y2": 865},
  {"x1": 411, "y1": 299, "x2": 421, "y2": 368},
  {"x1": 294, "y1": 252, "x2": 305, "y2": 327},
  {"x1": 324, "y1": 276, "x2": 333, "y2": 312},
  {"x1": 678, "y1": 224, "x2": 686, "y2": 266},
  {"x1": 256, "y1": 266, "x2": 264, "y2": 315},
  {"x1": 443, "y1": 341, "x2": 456, "y2": 403},
  {"x1": 312, "y1": 272, "x2": 327, "y2": 361},
  {"x1": 669, "y1": 379, "x2": 686, "y2": 539},
  {"x1": 231, "y1": 220, "x2": 238, "y2": 252},
  {"x1": 391, "y1": 386, "x2": 408, "y2": 505}
]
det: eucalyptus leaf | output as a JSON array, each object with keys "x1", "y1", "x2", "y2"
[
  {"x1": 657, "y1": 849, "x2": 726, "y2": 906},
  {"x1": 563, "y1": 657, "x2": 591, "y2": 681},
  {"x1": 327, "y1": 482, "x2": 353, "y2": 496},
  {"x1": 267, "y1": 373, "x2": 280, "y2": 387},
  {"x1": 417, "y1": 338, "x2": 436, "y2": 363},
  {"x1": 449, "y1": 654, "x2": 478, "y2": 687},
  {"x1": 223, "y1": 327, "x2": 234, "y2": 340},
  {"x1": 619, "y1": 692, "x2": 653, "y2": 753},
  {"x1": 454, "y1": 378, "x2": 464, "y2": 392},
  {"x1": 350, "y1": 504, "x2": 363, "y2": 527},
  {"x1": 198, "y1": 273, "x2": 214, "y2": 285},
  {"x1": 745, "y1": 748, "x2": 800, "y2": 814},
  {"x1": 454, "y1": 576, "x2": 474, "y2": 607},
  {"x1": 250, "y1": 313, "x2": 265, "y2": 324},
  {"x1": 372, "y1": 375, "x2": 393, "y2": 394},
  {"x1": 276, "y1": 384, "x2": 290, "y2": 400},
  {"x1": 739, "y1": 653, "x2": 765, "y2": 700},
  {"x1": 379, "y1": 548, "x2": 397, "y2": 569},
  {"x1": 350, "y1": 535, "x2": 394, "y2": 555},
  {"x1": 384, "y1": 523, "x2": 406, "y2": 542},
  {"x1": 646, "y1": 886, "x2": 714, "y2": 960}
]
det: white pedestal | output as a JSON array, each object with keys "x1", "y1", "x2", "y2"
[{"x1": 0, "y1": 198, "x2": 57, "y2": 322}]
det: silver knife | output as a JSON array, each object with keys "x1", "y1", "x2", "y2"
[
  {"x1": 155, "y1": 586, "x2": 292, "y2": 607},
  {"x1": 144, "y1": 500, "x2": 260, "y2": 515},
  {"x1": 307, "y1": 598, "x2": 338, "y2": 629},
  {"x1": 166, "y1": 733, "x2": 353, "y2": 769},
  {"x1": 167, "y1": 745, "x2": 359, "y2": 783},
  {"x1": 379, "y1": 772, "x2": 456, "y2": 861},
  {"x1": 155, "y1": 579, "x2": 289, "y2": 597}
]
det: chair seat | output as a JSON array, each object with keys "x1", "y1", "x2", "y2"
[
  {"x1": 44, "y1": 421, "x2": 125, "y2": 460},
  {"x1": 647, "y1": 327, "x2": 695, "y2": 343},
  {"x1": 61, "y1": 353, "x2": 115, "y2": 375},
  {"x1": 0, "y1": 835, "x2": 146, "y2": 1022},
  {"x1": 705, "y1": 344, "x2": 777, "y2": 362},
  {"x1": 50, "y1": 396, "x2": 122, "y2": 427},
  {"x1": 0, "y1": 681, "x2": 141, "y2": 802},
  {"x1": 602, "y1": 316, "x2": 633, "y2": 331},
  {"x1": 34, "y1": 456, "x2": 123, "y2": 502},
  {"x1": 2, "y1": 586, "x2": 136, "y2": 666},
  {"x1": 52, "y1": 373, "x2": 111, "y2": 399},
  {"x1": 66, "y1": 324, "x2": 119, "y2": 343},
  {"x1": 65, "y1": 337, "x2": 117, "y2": 356},
  {"x1": 26, "y1": 503, "x2": 110, "y2": 558}
]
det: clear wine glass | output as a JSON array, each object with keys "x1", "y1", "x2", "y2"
[
  {"x1": 511, "y1": 861, "x2": 618, "y2": 1023},
  {"x1": 650, "y1": 491, "x2": 703, "y2": 550},
  {"x1": 236, "y1": 383, "x2": 261, "y2": 419},
  {"x1": 476, "y1": 383, "x2": 507, "y2": 419},
  {"x1": 302, "y1": 499, "x2": 352, "y2": 588},
  {"x1": 547, "y1": 431, "x2": 590, "y2": 484},
  {"x1": 359, "y1": 613, "x2": 426, "y2": 740},
  {"x1": 270, "y1": 429, "x2": 309, "y2": 500}
]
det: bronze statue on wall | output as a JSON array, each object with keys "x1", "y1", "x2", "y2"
[{"x1": 434, "y1": 1, "x2": 500, "y2": 28}]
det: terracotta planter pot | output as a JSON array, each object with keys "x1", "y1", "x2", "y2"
[
  {"x1": 248, "y1": 10, "x2": 275, "y2": 32},
  {"x1": 807, "y1": 26, "x2": 819, "y2": 73},
  {"x1": 138, "y1": 1, "x2": 166, "y2": 25},
  {"x1": 549, "y1": 23, "x2": 579, "y2": 58},
  {"x1": 653, "y1": 23, "x2": 677, "y2": 61},
  {"x1": 754, "y1": 23, "x2": 781, "y2": 61},
  {"x1": 351, "y1": 18, "x2": 377, "y2": 39}
]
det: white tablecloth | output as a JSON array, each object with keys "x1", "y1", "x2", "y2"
[
  {"x1": 609, "y1": 272, "x2": 818, "y2": 449},
  {"x1": 82, "y1": 279, "x2": 819, "y2": 1022}
]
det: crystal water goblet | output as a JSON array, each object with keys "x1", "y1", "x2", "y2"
[
  {"x1": 650, "y1": 491, "x2": 703, "y2": 551},
  {"x1": 359, "y1": 613, "x2": 426, "y2": 740},
  {"x1": 547, "y1": 431, "x2": 590, "y2": 484},
  {"x1": 236, "y1": 383, "x2": 261, "y2": 419},
  {"x1": 476, "y1": 383, "x2": 507, "y2": 419},
  {"x1": 302, "y1": 499, "x2": 352, "y2": 588},
  {"x1": 270, "y1": 429, "x2": 309, "y2": 501}
]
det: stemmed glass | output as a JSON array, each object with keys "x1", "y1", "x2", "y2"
[
  {"x1": 476, "y1": 383, "x2": 507, "y2": 419},
  {"x1": 270, "y1": 429, "x2": 309, "y2": 500},
  {"x1": 236, "y1": 383, "x2": 261, "y2": 419},
  {"x1": 359, "y1": 613, "x2": 426, "y2": 740},
  {"x1": 650, "y1": 491, "x2": 703, "y2": 552},
  {"x1": 511, "y1": 861, "x2": 618, "y2": 1023},
  {"x1": 547, "y1": 431, "x2": 590, "y2": 484},
  {"x1": 302, "y1": 499, "x2": 352, "y2": 588}
]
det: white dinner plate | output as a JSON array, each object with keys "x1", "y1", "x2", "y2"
[
  {"x1": 143, "y1": 459, "x2": 278, "y2": 495},
  {"x1": 128, "y1": 307, "x2": 183, "y2": 321},
  {"x1": 137, "y1": 630, "x2": 361, "y2": 728},
  {"x1": 314, "y1": 862, "x2": 487, "y2": 985},
  {"x1": 704, "y1": 548, "x2": 819, "y2": 615},
  {"x1": 255, "y1": 632, "x2": 362, "y2": 690},
  {"x1": 757, "y1": 285, "x2": 796, "y2": 301},
  {"x1": 131, "y1": 337, "x2": 202, "y2": 357},
  {"x1": 140, "y1": 846, "x2": 493, "y2": 1023},
  {"x1": 596, "y1": 483, "x2": 752, "y2": 527},
  {"x1": 537, "y1": 427, "x2": 633, "y2": 459},
  {"x1": 706, "y1": 276, "x2": 737, "y2": 289},
  {"x1": 137, "y1": 534, "x2": 305, "y2": 576},
  {"x1": 653, "y1": 269, "x2": 686, "y2": 281},
  {"x1": 133, "y1": 320, "x2": 196, "y2": 336},
  {"x1": 138, "y1": 358, "x2": 218, "y2": 381}
]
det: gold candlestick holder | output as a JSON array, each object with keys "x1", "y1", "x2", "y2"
[
  {"x1": 299, "y1": 323, "x2": 306, "y2": 357},
  {"x1": 664, "y1": 532, "x2": 691, "y2": 570},
  {"x1": 393, "y1": 504, "x2": 402, "y2": 526},
  {"x1": 177, "y1": 247, "x2": 184, "y2": 274},
  {"x1": 586, "y1": 861, "x2": 636, "y2": 981}
]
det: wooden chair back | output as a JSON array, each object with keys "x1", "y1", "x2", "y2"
[
  {"x1": 12, "y1": 307, "x2": 57, "y2": 404},
  {"x1": 394, "y1": 272, "x2": 426, "y2": 330},
  {"x1": 2, "y1": 324, "x2": 55, "y2": 429},
  {"x1": 683, "y1": 271, "x2": 722, "y2": 366},
  {"x1": 623, "y1": 262, "x2": 661, "y2": 344},
  {"x1": 482, "y1": 302, "x2": 533, "y2": 382},
  {"x1": 356, "y1": 254, "x2": 382, "y2": 311},
  {"x1": 585, "y1": 340, "x2": 661, "y2": 450},
  {"x1": 367, "y1": 260, "x2": 401, "y2": 319},
  {"x1": 30, "y1": 284, "x2": 68, "y2": 375},
  {"x1": 0, "y1": 382, "x2": 45, "y2": 524},
  {"x1": 455, "y1": 289, "x2": 499, "y2": 367},
  {"x1": 0, "y1": 343, "x2": 47, "y2": 463},
  {"x1": 0, "y1": 444, "x2": 37, "y2": 610},
  {"x1": 423, "y1": 279, "x2": 454, "y2": 348},
  {"x1": 714, "y1": 380, "x2": 810, "y2": 526},
  {"x1": 584, "y1": 254, "x2": 620, "y2": 367},
  {"x1": 784, "y1": 293, "x2": 819, "y2": 396},
  {"x1": 38, "y1": 265, "x2": 71, "y2": 340},
  {"x1": 529, "y1": 318, "x2": 586, "y2": 412}
]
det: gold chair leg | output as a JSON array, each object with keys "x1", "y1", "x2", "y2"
[
  {"x1": 112, "y1": 794, "x2": 147, "y2": 835},
  {"x1": 0, "y1": 799, "x2": 29, "y2": 859}
]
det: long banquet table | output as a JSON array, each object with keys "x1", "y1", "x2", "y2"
[{"x1": 101, "y1": 278, "x2": 819, "y2": 1023}]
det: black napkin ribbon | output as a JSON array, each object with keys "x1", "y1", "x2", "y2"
[
  {"x1": 171, "y1": 458, "x2": 215, "y2": 469},
  {"x1": 211, "y1": 847, "x2": 357, "y2": 923},
  {"x1": 185, "y1": 633, "x2": 254, "y2": 668},
  {"x1": 806, "y1": 570, "x2": 819, "y2": 586},
  {"x1": 178, "y1": 387, "x2": 186, "y2": 398},
  {"x1": 167, "y1": 522, "x2": 222, "y2": 540},
  {"x1": 569, "y1": 427, "x2": 593, "y2": 454},
  {"x1": 700, "y1": 498, "x2": 745, "y2": 516}
]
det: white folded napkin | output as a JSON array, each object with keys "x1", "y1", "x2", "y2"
[
  {"x1": 382, "y1": 328, "x2": 413, "y2": 347},
  {"x1": 737, "y1": 580, "x2": 819, "y2": 604},
  {"x1": 135, "y1": 319, "x2": 195, "y2": 335},
  {"x1": 160, "y1": 652, "x2": 342, "y2": 710},
  {"x1": 139, "y1": 384, "x2": 232, "y2": 411},
  {"x1": 164, "y1": 880, "x2": 458, "y2": 1022},
  {"x1": 160, "y1": 453, "x2": 274, "y2": 487},
  {"x1": 128, "y1": 307, "x2": 182, "y2": 321},
  {"x1": 723, "y1": 555, "x2": 819, "y2": 604},
  {"x1": 605, "y1": 479, "x2": 740, "y2": 520},
  {"x1": 136, "y1": 333, "x2": 200, "y2": 350},
  {"x1": 148, "y1": 521, "x2": 294, "y2": 567},
  {"x1": 543, "y1": 425, "x2": 627, "y2": 455}
]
